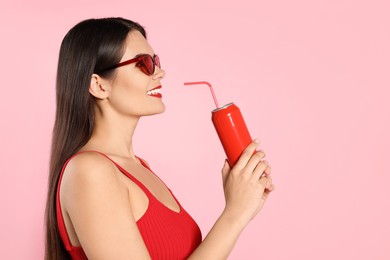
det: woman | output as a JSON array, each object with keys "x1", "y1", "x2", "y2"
[{"x1": 45, "y1": 17, "x2": 274, "y2": 260}]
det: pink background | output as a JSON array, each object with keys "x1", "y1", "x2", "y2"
[{"x1": 1, "y1": 0, "x2": 389, "y2": 259}]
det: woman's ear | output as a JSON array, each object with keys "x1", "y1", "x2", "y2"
[{"x1": 89, "y1": 74, "x2": 110, "y2": 99}]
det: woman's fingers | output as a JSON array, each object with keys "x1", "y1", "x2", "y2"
[
  {"x1": 267, "y1": 183, "x2": 275, "y2": 192},
  {"x1": 245, "y1": 150, "x2": 266, "y2": 175},
  {"x1": 232, "y1": 139, "x2": 271, "y2": 183},
  {"x1": 264, "y1": 165, "x2": 271, "y2": 175},
  {"x1": 234, "y1": 139, "x2": 260, "y2": 170},
  {"x1": 260, "y1": 175, "x2": 274, "y2": 192},
  {"x1": 251, "y1": 159, "x2": 269, "y2": 180},
  {"x1": 265, "y1": 176, "x2": 273, "y2": 190}
]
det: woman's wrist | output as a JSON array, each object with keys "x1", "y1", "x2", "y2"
[{"x1": 220, "y1": 207, "x2": 250, "y2": 232}]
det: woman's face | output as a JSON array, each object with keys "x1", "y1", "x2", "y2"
[{"x1": 106, "y1": 30, "x2": 166, "y2": 117}]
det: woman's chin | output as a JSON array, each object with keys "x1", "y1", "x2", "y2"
[
  {"x1": 145, "y1": 103, "x2": 166, "y2": 116},
  {"x1": 156, "y1": 102, "x2": 166, "y2": 114}
]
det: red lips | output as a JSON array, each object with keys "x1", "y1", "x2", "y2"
[{"x1": 146, "y1": 86, "x2": 162, "y2": 98}]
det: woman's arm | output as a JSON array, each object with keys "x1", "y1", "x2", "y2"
[
  {"x1": 188, "y1": 140, "x2": 274, "y2": 260},
  {"x1": 60, "y1": 152, "x2": 151, "y2": 260}
]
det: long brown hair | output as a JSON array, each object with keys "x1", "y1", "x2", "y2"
[{"x1": 45, "y1": 18, "x2": 146, "y2": 259}]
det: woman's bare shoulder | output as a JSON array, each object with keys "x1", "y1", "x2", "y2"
[{"x1": 61, "y1": 152, "x2": 121, "y2": 196}]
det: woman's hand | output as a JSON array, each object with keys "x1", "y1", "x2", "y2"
[
  {"x1": 187, "y1": 139, "x2": 275, "y2": 260},
  {"x1": 221, "y1": 139, "x2": 275, "y2": 225}
]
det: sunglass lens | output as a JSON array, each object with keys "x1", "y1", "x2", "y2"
[
  {"x1": 154, "y1": 55, "x2": 161, "y2": 68},
  {"x1": 140, "y1": 55, "x2": 154, "y2": 75}
]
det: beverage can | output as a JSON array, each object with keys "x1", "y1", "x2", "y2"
[{"x1": 211, "y1": 102, "x2": 252, "y2": 166}]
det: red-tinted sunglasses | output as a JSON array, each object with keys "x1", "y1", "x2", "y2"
[{"x1": 98, "y1": 54, "x2": 161, "y2": 76}]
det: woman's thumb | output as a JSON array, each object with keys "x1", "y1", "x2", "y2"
[{"x1": 221, "y1": 160, "x2": 230, "y2": 185}]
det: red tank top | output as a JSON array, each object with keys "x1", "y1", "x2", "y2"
[{"x1": 56, "y1": 151, "x2": 202, "y2": 259}]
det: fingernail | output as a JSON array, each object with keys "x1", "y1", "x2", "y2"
[{"x1": 254, "y1": 139, "x2": 260, "y2": 144}]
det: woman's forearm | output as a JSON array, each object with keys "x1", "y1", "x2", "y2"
[{"x1": 188, "y1": 210, "x2": 248, "y2": 260}]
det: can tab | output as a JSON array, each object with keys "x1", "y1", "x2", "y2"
[{"x1": 184, "y1": 81, "x2": 219, "y2": 109}]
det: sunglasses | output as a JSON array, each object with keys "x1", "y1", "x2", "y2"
[{"x1": 98, "y1": 54, "x2": 161, "y2": 76}]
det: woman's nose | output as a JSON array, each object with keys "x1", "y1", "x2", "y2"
[{"x1": 153, "y1": 66, "x2": 166, "y2": 80}]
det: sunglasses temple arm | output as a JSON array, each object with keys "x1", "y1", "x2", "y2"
[{"x1": 184, "y1": 81, "x2": 219, "y2": 108}]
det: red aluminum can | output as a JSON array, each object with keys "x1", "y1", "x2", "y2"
[{"x1": 212, "y1": 102, "x2": 252, "y2": 166}]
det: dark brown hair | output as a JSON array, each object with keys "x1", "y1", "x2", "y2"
[{"x1": 45, "y1": 17, "x2": 146, "y2": 260}]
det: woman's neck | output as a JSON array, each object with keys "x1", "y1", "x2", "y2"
[{"x1": 83, "y1": 110, "x2": 140, "y2": 160}]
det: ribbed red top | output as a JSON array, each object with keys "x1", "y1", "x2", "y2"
[{"x1": 56, "y1": 151, "x2": 202, "y2": 259}]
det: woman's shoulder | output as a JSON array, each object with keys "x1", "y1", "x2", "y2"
[
  {"x1": 61, "y1": 151, "x2": 121, "y2": 193},
  {"x1": 136, "y1": 156, "x2": 150, "y2": 168},
  {"x1": 66, "y1": 151, "x2": 116, "y2": 173}
]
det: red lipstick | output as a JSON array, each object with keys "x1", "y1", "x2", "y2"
[{"x1": 147, "y1": 85, "x2": 162, "y2": 98}]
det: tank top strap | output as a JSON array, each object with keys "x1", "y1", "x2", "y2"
[
  {"x1": 85, "y1": 151, "x2": 184, "y2": 212},
  {"x1": 74, "y1": 150, "x2": 156, "y2": 198}
]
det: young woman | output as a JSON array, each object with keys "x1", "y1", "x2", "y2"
[{"x1": 45, "y1": 17, "x2": 274, "y2": 260}]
